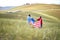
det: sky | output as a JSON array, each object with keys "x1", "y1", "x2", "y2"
[{"x1": 0, "y1": 0, "x2": 60, "y2": 6}]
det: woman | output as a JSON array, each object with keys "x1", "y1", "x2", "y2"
[{"x1": 37, "y1": 16, "x2": 43, "y2": 28}]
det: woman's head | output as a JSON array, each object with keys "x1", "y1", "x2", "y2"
[{"x1": 40, "y1": 16, "x2": 41, "y2": 18}]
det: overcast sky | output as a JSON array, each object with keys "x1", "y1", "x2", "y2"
[{"x1": 0, "y1": 0, "x2": 60, "y2": 6}]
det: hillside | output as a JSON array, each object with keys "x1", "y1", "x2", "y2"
[
  {"x1": 0, "y1": 4, "x2": 60, "y2": 40},
  {"x1": 10, "y1": 4, "x2": 60, "y2": 11},
  {"x1": 0, "y1": 6, "x2": 14, "y2": 10},
  {"x1": 9, "y1": 4, "x2": 60, "y2": 19}
]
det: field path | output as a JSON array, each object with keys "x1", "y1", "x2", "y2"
[{"x1": 32, "y1": 10, "x2": 60, "y2": 22}]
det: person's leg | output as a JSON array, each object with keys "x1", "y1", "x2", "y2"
[{"x1": 41, "y1": 23, "x2": 42, "y2": 28}]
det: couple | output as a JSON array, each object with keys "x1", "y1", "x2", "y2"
[{"x1": 27, "y1": 14, "x2": 42, "y2": 28}]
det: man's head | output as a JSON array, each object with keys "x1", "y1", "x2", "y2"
[{"x1": 28, "y1": 14, "x2": 31, "y2": 17}]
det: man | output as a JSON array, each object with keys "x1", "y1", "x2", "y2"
[
  {"x1": 27, "y1": 14, "x2": 35, "y2": 25},
  {"x1": 27, "y1": 14, "x2": 32, "y2": 24},
  {"x1": 31, "y1": 17, "x2": 35, "y2": 24}
]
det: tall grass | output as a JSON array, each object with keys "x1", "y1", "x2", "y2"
[
  {"x1": 0, "y1": 10, "x2": 60, "y2": 40},
  {"x1": 0, "y1": 18, "x2": 60, "y2": 40}
]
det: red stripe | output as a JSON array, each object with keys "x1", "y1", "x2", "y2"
[{"x1": 33, "y1": 21, "x2": 40, "y2": 28}]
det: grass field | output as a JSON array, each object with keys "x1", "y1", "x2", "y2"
[{"x1": 0, "y1": 4, "x2": 60, "y2": 40}]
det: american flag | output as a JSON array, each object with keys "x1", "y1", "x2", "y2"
[{"x1": 31, "y1": 21, "x2": 41, "y2": 28}]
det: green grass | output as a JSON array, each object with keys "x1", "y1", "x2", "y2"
[
  {"x1": 0, "y1": 4, "x2": 60, "y2": 40},
  {"x1": 0, "y1": 18, "x2": 60, "y2": 40},
  {"x1": 0, "y1": 11, "x2": 60, "y2": 40}
]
